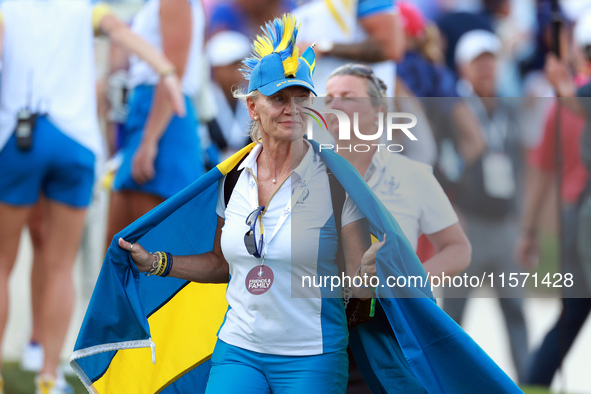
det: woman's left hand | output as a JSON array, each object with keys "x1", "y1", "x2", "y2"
[
  {"x1": 132, "y1": 141, "x2": 158, "y2": 184},
  {"x1": 359, "y1": 234, "x2": 386, "y2": 278}
]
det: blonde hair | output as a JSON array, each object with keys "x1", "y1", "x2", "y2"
[
  {"x1": 327, "y1": 64, "x2": 388, "y2": 109},
  {"x1": 233, "y1": 87, "x2": 261, "y2": 143},
  {"x1": 417, "y1": 23, "x2": 444, "y2": 64}
]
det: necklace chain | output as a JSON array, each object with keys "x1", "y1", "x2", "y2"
[{"x1": 262, "y1": 149, "x2": 305, "y2": 184}]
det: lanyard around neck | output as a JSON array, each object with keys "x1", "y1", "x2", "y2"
[{"x1": 246, "y1": 165, "x2": 311, "y2": 260}]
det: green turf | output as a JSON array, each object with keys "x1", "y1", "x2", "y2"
[
  {"x1": 1, "y1": 362, "x2": 85, "y2": 394},
  {"x1": 521, "y1": 386, "x2": 557, "y2": 394},
  {"x1": 530, "y1": 231, "x2": 561, "y2": 296}
]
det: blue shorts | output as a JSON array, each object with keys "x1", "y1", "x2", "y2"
[
  {"x1": 113, "y1": 85, "x2": 204, "y2": 199},
  {"x1": 0, "y1": 116, "x2": 95, "y2": 207},
  {"x1": 206, "y1": 340, "x2": 348, "y2": 394}
]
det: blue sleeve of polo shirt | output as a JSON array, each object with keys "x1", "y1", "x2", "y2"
[{"x1": 357, "y1": 0, "x2": 395, "y2": 19}]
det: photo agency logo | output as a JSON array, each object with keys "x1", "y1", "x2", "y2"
[{"x1": 303, "y1": 107, "x2": 418, "y2": 153}]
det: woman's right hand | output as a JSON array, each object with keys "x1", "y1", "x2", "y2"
[
  {"x1": 119, "y1": 238, "x2": 154, "y2": 273},
  {"x1": 131, "y1": 141, "x2": 158, "y2": 184},
  {"x1": 162, "y1": 73, "x2": 186, "y2": 117}
]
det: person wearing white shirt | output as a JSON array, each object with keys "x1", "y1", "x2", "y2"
[
  {"x1": 118, "y1": 15, "x2": 386, "y2": 393},
  {"x1": 325, "y1": 64, "x2": 471, "y2": 275},
  {"x1": 0, "y1": 1, "x2": 184, "y2": 392},
  {"x1": 324, "y1": 63, "x2": 471, "y2": 391}
]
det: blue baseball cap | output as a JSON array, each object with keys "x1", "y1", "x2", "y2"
[
  {"x1": 242, "y1": 14, "x2": 317, "y2": 96},
  {"x1": 248, "y1": 52, "x2": 317, "y2": 96}
]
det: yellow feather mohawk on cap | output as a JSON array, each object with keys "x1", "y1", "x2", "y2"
[{"x1": 242, "y1": 14, "x2": 317, "y2": 96}]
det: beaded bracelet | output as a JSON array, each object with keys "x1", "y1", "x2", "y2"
[
  {"x1": 144, "y1": 253, "x2": 161, "y2": 276},
  {"x1": 155, "y1": 251, "x2": 167, "y2": 277},
  {"x1": 161, "y1": 252, "x2": 174, "y2": 277},
  {"x1": 143, "y1": 251, "x2": 174, "y2": 277}
]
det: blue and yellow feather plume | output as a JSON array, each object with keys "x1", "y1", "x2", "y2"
[
  {"x1": 301, "y1": 45, "x2": 316, "y2": 76},
  {"x1": 241, "y1": 14, "x2": 301, "y2": 80}
]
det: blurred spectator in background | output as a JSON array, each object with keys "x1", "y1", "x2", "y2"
[
  {"x1": 294, "y1": 0, "x2": 404, "y2": 97},
  {"x1": 107, "y1": 0, "x2": 206, "y2": 246},
  {"x1": 437, "y1": 0, "x2": 510, "y2": 73},
  {"x1": 442, "y1": 29, "x2": 528, "y2": 382},
  {"x1": 104, "y1": 42, "x2": 132, "y2": 157},
  {"x1": 205, "y1": 31, "x2": 252, "y2": 161},
  {"x1": 519, "y1": 1, "x2": 568, "y2": 152},
  {"x1": 397, "y1": 1, "x2": 456, "y2": 99},
  {"x1": 519, "y1": 0, "x2": 567, "y2": 84},
  {"x1": 0, "y1": 0, "x2": 184, "y2": 392},
  {"x1": 20, "y1": 29, "x2": 133, "y2": 377},
  {"x1": 405, "y1": 0, "x2": 443, "y2": 21},
  {"x1": 518, "y1": 10, "x2": 591, "y2": 387},
  {"x1": 207, "y1": 0, "x2": 295, "y2": 38},
  {"x1": 395, "y1": 2, "x2": 486, "y2": 188},
  {"x1": 392, "y1": 77, "x2": 438, "y2": 166}
]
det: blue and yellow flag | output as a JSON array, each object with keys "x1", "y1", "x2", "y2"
[{"x1": 71, "y1": 142, "x2": 521, "y2": 393}]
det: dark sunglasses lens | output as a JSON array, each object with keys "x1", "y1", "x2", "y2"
[
  {"x1": 244, "y1": 232, "x2": 258, "y2": 255},
  {"x1": 244, "y1": 206, "x2": 264, "y2": 258}
]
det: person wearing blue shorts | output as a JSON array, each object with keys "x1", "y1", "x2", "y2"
[
  {"x1": 0, "y1": 1, "x2": 185, "y2": 392},
  {"x1": 107, "y1": 0, "x2": 207, "y2": 245}
]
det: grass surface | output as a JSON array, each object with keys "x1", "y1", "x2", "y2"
[
  {"x1": 2, "y1": 362, "x2": 85, "y2": 394},
  {"x1": 521, "y1": 387, "x2": 558, "y2": 394},
  {"x1": 531, "y1": 231, "x2": 561, "y2": 295}
]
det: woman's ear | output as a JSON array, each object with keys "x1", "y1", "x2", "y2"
[{"x1": 247, "y1": 97, "x2": 258, "y2": 121}]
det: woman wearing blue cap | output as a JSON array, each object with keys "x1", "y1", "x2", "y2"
[
  {"x1": 119, "y1": 14, "x2": 382, "y2": 393},
  {"x1": 113, "y1": 13, "x2": 524, "y2": 394}
]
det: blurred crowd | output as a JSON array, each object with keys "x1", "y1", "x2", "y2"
[{"x1": 2, "y1": 0, "x2": 591, "y2": 392}]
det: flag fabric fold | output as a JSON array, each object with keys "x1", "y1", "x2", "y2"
[{"x1": 71, "y1": 141, "x2": 521, "y2": 393}]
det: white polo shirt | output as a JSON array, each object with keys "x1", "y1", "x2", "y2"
[
  {"x1": 127, "y1": 0, "x2": 204, "y2": 96},
  {"x1": 343, "y1": 150, "x2": 458, "y2": 250},
  {"x1": 216, "y1": 140, "x2": 363, "y2": 355}
]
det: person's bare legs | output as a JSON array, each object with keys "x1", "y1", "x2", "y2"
[
  {"x1": 28, "y1": 199, "x2": 48, "y2": 346},
  {"x1": 105, "y1": 191, "x2": 132, "y2": 253},
  {"x1": 38, "y1": 200, "x2": 87, "y2": 378},
  {"x1": 0, "y1": 203, "x2": 33, "y2": 368},
  {"x1": 106, "y1": 190, "x2": 164, "y2": 251}
]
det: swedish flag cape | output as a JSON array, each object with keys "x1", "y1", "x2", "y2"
[{"x1": 71, "y1": 141, "x2": 521, "y2": 393}]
